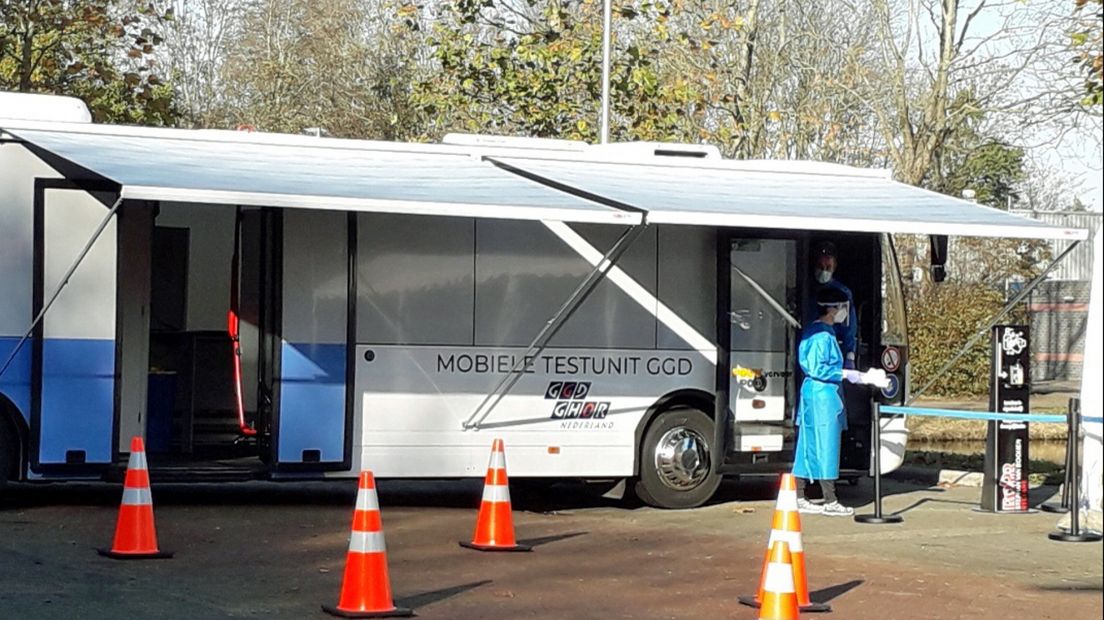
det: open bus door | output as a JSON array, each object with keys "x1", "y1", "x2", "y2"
[
  {"x1": 720, "y1": 236, "x2": 801, "y2": 472},
  {"x1": 268, "y1": 210, "x2": 353, "y2": 473},
  {"x1": 715, "y1": 233, "x2": 887, "y2": 478},
  {"x1": 30, "y1": 184, "x2": 120, "y2": 474}
]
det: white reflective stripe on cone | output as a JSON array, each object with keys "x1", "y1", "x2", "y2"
[
  {"x1": 121, "y1": 486, "x2": 153, "y2": 506},
  {"x1": 767, "y1": 529, "x2": 803, "y2": 552},
  {"x1": 482, "y1": 484, "x2": 511, "y2": 503},
  {"x1": 348, "y1": 530, "x2": 387, "y2": 554},
  {"x1": 488, "y1": 450, "x2": 506, "y2": 469},
  {"x1": 355, "y1": 490, "x2": 380, "y2": 512},
  {"x1": 127, "y1": 451, "x2": 148, "y2": 471},
  {"x1": 763, "y1": 562, "x2": 796, "y2": 593},
  {"x1": 776, "y1": 489, "x2": 798, "y2": 511}
]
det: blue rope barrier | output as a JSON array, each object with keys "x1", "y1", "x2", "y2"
[
  {"x1": 1085, "y1": 416, "x2": 1103, "y2": 425},
  {"x1": 880, "y1": 405, "x2": 1067, "y2": 424}
]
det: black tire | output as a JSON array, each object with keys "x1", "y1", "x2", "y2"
[
  {"x1": 634, "y1": 408, "x2": 721, "y2": 509},
  {"x1": 0, "y1": 416, "x2": 17, "y2": 489}
]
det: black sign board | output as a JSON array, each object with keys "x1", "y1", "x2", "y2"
[{"x1": 981, "y1": 325, "x2": 1031, "y2": 513}]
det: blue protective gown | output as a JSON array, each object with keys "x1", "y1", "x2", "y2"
[{"x1": 792, "y1": 321, "x2": 846, "y2": 481}]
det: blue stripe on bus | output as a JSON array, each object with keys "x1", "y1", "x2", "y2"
[
  {"x1": 0, "y1": 336, "x2": 32, "y2": 422},
  {"x1": 279, "y1": 342, "x2": 346, "y2": 463},
  {"x1": 38, "y1": 338, "x2": 115, "y2": 464}
]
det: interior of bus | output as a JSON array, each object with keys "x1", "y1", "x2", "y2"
[{"x1": 144, "y1": 202, "x2": 272, "y2": 476}]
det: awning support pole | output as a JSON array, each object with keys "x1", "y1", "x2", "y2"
[
  {"x1": 0, "y1": 195, "x2": 124, "y2": 380},
  {"x1": 462, "y1": 222, "x2": 648, "y2": 430},
  {"x1": 906, "y1": 240, "x2": 1081, "y2": 405}
]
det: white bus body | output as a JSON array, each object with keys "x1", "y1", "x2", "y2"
[{"x1": 6, "y1": 92, "x2": 1077, "y2": 507}]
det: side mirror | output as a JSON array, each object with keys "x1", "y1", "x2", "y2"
[{"x1": 930, "y1": 235, "x2": 949, "y2": 283}]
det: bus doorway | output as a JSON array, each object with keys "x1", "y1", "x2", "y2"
[
  {"x1": 718, "y1": 232, "x2": 884, "y2": 478},
  {"x1": 143, "y1": 203, "x2": 278, "y2": 476}
]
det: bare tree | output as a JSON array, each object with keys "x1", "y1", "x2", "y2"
[
  {"x1": 164, "y1": 0, "x2": 426, "y2": 138},
  {"x1": 849, "y1": 0, "x2": 1099, "y2": 185},
  {"x1": 162, "y1": 0, "x2": 245, "y2": 127}
]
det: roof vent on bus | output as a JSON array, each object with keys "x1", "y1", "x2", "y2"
[
  {"x1": 442, "y1": 133, "x2": 588, "y2": 152},
  {"x1": 592, "y1": 141, "x2": 722, "y2": 160},
  {"x1": 0, "y1": 91, "x2": 92, "y2": 123}
]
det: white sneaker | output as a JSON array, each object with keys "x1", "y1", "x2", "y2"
[
  {"x1": 821, "y1": 501, "x2": 854, "y2": 517},
  {"x1": 796, "y1": 498, "x2": 823, "y2": 514}
]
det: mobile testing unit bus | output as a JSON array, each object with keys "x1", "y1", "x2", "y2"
[{"x1": 0, "y1": 92, "x2": 1086, "y2": 508}]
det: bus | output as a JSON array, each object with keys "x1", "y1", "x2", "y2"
[{"x1": 0, "y1": 92, "x2": 1083, "y2": 508}]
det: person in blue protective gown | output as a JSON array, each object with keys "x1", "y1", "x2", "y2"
[
  {"x1": 793, "y1": 286, "x2": 864, "y2": 517},
  {"x1": 804, "y1": 241, "x2": 858, "y2": 369}
]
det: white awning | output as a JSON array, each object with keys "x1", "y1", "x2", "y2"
[
  {"x1": 0, "y1": 121, "x2": 640, "y2": 225},
  {"x1": 2, "y1": 118, "x2": 1086, "y2": 241},
  {"x1": 488, "y1": 156, "x2": 1087, "y2": 240}
]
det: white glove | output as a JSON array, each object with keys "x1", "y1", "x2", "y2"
[
  {"x1": 861, "y1": 368, "x2": 891, "y2": 389},
  {"x1": 842, "y1": 369, "x2": 863, "y2": 384}
]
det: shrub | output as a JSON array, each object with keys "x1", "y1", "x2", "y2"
[{"x1": 906, "y1": 283, "x2": 1028, "y2": 397}]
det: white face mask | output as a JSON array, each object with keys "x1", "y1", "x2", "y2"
[
  {"x1": 834, "y1": 307, "x2": 848, "y2": 323},
  {"x1": 815, "y1": 269, "x2": 833, "y2": 284}
]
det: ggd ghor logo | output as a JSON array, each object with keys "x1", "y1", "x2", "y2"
[{"x1": 546, "y1": 382, "x2": 610, "y2": 419}]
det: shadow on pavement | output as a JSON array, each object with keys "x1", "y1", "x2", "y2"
[
  {"x1": 1034, "y1": 584, "x2": 1103, "y2": 593},
  {"x1": 395, "y1": 579, "x2": 492, "y2": 609},
  {"x1": 887, "y1": 496, "x2": 977, "y2": 516},
  {"x1": 810, "y1": 579, "x2": 864, "y2": 603},
  {"x1": 516, "y1": 531, "x2": 588, "y2": 548}
]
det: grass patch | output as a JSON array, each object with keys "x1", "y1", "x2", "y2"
[
  {"x1": 907, "y1": 416, "x2": 1067, "y2": 441},
  {"x1": 904, "y1": 449, "x2": 1065, "y2": 485}
]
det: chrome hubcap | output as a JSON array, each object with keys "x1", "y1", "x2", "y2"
[{"x1": 653, "y1": 426, "x2": 710, "y2": 491}]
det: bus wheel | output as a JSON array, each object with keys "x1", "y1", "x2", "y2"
[
  {"x1": 0, "y1": 417, "x2": 16, "y2": 489},
  {"x1": 634, "y1": 408, "x2": 721, "y2": 509}
]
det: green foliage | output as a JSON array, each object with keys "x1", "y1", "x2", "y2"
[
  {"x1": 0, "y1": 0, "x2": 177, "y2": 125},
  {"x1": 413, "y1": 0, "x2": 707, "y2": 142},
  {"x1": 906, "y1": 283, "x2": 1029, "y2": 397},
  {"x1": 923, "y1": 92, "x2": 1026, "y2": 209},
  {"x1": 943, "y1": 142, "x2": 1026, "y2": 209}
]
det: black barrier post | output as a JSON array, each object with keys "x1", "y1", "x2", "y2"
[
  {"x1": 855, "y1": 400, "x2": 903, "y2": 524},
  {"x1": 1040, "y1": 405, "x2": 1074, "y2": 514},
  {"x1": 1048, "y1": 398, "x2": 1103, "y2": 543},
  {"x1": 980, "y1": 325, "x2": 1033, "y2": 513}
]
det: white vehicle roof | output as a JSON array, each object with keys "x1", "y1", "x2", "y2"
[{"x1": 0, "y1": 118, "x2": 1085, "y2": 240}]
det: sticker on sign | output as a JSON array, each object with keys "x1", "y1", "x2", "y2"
[{"x1": 881, "y1": 346, "x2": 901, "y2": 372}]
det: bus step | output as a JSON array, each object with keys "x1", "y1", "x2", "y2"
[
  {"x1": 105, "y1": 464, "x2": 265, "y2": 483},
  {"x1": 152, "y1": 466, "x2": 263, "y2": 483}
]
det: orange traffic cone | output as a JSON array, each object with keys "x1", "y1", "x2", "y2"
[
  {"x1": 739, "y1": 474, "x2": 829, "y2": 612},
  {"x1": 459, "y1": 439, "x2": 531, "y2": 552},
  {"x1": 758, "y1": 541, "x2": 801, "y2": 620},
  {"x1": 97, "y1": 436, "x2": 172, "y2": 559},
  {"x1": 323, "y1": 471, "x2": 413, "y2": 618}
]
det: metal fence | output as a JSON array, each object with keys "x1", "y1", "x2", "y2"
[
  {"x1": 1012, "y1": 210, "x2": 1100, "y2": 384},
  {"x1": 1010, "y1": 210, "x2": 1101, "y2": 282}
]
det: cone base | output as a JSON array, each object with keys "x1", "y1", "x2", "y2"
[
  {"x1": 737, "y1": 595, "x2": 831, "y2": 613},
  {"x1": 854, "y1": 513, "x2": 903, "y2": 524},
  {"x1": 1048, "y1": 530, "x2": 1103, "y2": 543},
  {"x1": 1039, "y1": 503, "x2": 1070, "y2": 514},
  {"x1": 459, "y1": 541, "x2": 532, "y2": 552},
  {"x1": 97, "y1": 548, "x2": 174, "y2": 560},
  {"x1": 322, "y1": 604, "x2": 414, "y2": 618}
]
